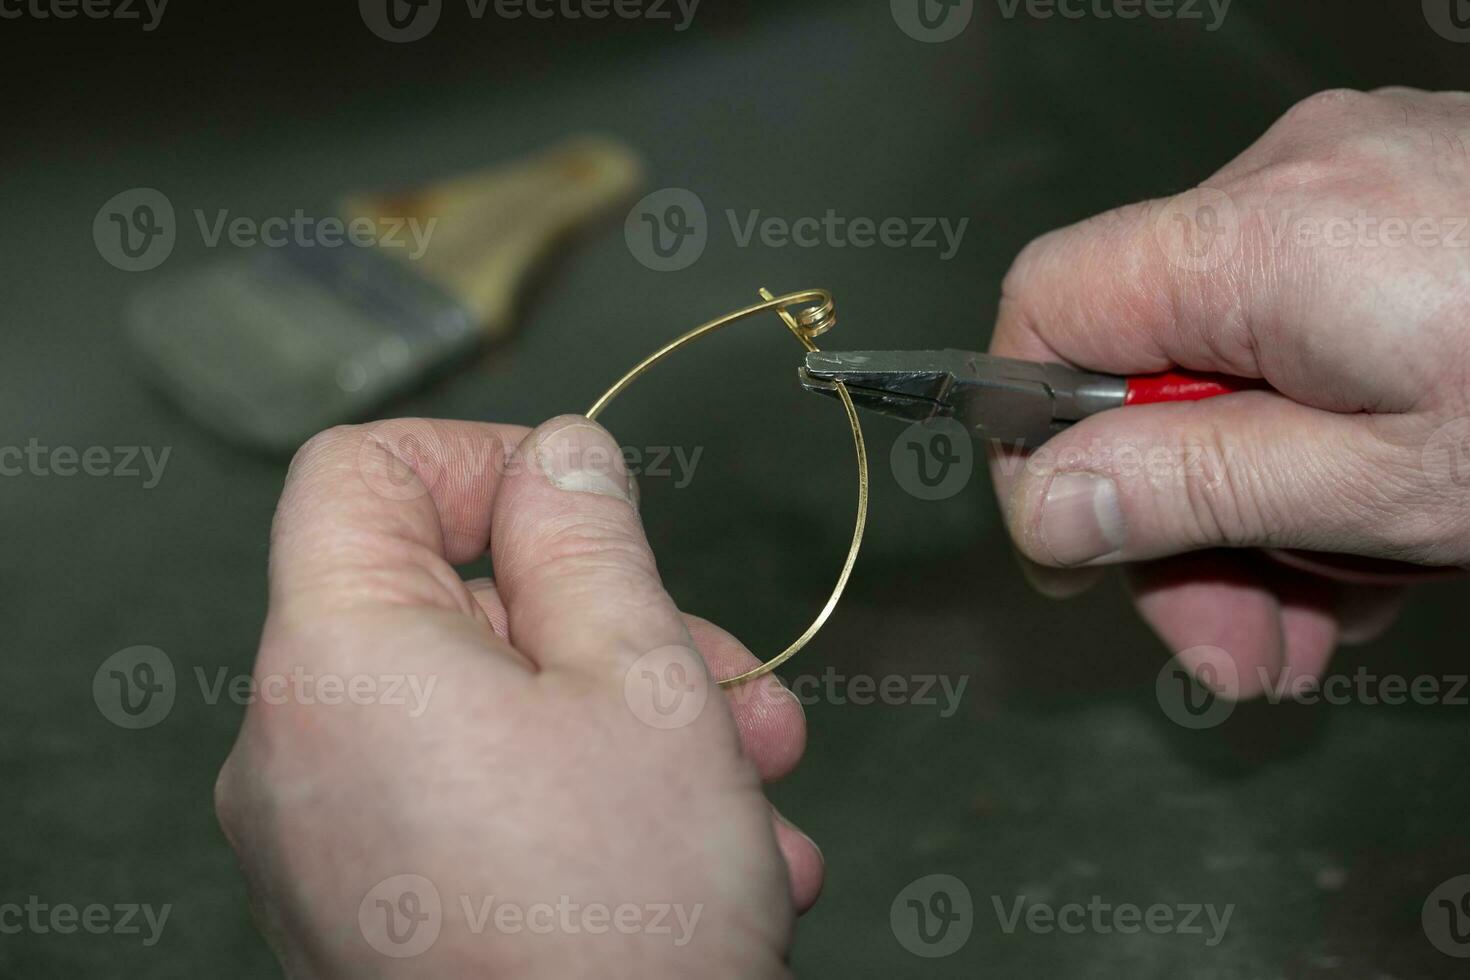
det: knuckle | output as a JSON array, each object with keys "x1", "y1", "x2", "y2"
[
  {"x1": 1001, "y1": 224, "x2": 1091, "y2": 301},
  {"x1": 1284, "y1": 88, "x2": 1372, "y2": 125},
  {"x1": 1369, "y1": 85, "x2": 1425, "y2": 100},
  {"x1": 996, "y1": 207, "x2": 1149, "y2": 351},
  {"x1": 1271, "y1": 89, "x2": 1450, "y2": 176},
  {"x1": 1004, "y1": 206, "x2": 1142, "y2": 293},
  {"x1": 530, "y1": 516, "x2": 659, "y2": 586},
  {"x1": 1176, "y1": 429, "x2": 1271, "y2": 547},
  {"x1": 998, "y1": 233, "x2": 1054, "y2": 306},
  {"x1": 288, "y1": 424, "x2": 363, "y2": 477},
  {"x1": 300, "y1": 423, "x2": 361, "y2": 459}
]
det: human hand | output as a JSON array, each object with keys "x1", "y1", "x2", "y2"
[
  {"x1": 989, "y1": 87, "x2": 1470, "y2": 697},
  {"x1": 214, "y1": 416, "x2": 820, "y2": 978}
]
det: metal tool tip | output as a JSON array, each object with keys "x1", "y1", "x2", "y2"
[
  {"x1": 797, "y1": 365, "x2": 838, "y2": 394},
  {"x1": 802, "y1": 350, "x2": 872, "y2": 378}
]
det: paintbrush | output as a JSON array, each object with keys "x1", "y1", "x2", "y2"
[{"x1": 129, "y1": 136, "x2": 642, "y2": 451}]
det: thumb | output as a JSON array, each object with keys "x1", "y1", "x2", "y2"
[
  {"x1": 489, "y1": 414, "x2": 696, "y2": 680},
  {"x1": 999, "y1": 392, "x2": 1437, "y2": 567}
]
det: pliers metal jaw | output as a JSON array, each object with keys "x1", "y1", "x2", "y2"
[{"x1": 799, "y1": 349, "x2": 1128, "y2": 448}]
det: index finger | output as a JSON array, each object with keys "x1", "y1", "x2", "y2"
[
  {"x1": 990, "y1": 192, "x2": 1276, "y2": 378},
  {"x1": 269, "y1": 419, "x2": 531, "y2": 621}
]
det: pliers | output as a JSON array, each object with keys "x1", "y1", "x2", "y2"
[
  {"x1": 798, "y1": 348, "x2": 1470, "y2": 585},
  {"x1": 799, "y1": 349, "x2": 1261, "y2": 447}
]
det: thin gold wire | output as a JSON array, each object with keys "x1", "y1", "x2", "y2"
[{"x1": 586, "y1": 288, "x2": 869, "y2": 688}]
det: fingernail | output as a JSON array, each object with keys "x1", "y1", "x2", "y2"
[
  {"x1": 626, "y1": 471, "x2": 641, "y2": 512},
  {"x1": 534, "y1": 421, "x2": 635, "y2": 505},
  {"x1": 776, "y1": 811, "x2": 824, "y2": 867},
  {"x1": 760, "y1": 675, "x2": 803, "y2": 715},
  {"x1": 1037, "y1": 472, "x2": 1125, "y2": 566}
]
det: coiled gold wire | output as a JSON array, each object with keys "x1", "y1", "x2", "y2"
[{"x1": 586, "y1": 288, "x2": 868, "y2": 687}]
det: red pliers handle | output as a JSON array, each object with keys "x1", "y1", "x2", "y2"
[{"x1": 1122, "y1": 370, "x2": 1265, "y2": 406}]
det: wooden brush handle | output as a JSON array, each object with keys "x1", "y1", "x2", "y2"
[{"x1": 341, "y1": 137, "x2": 642, "y2": 334}]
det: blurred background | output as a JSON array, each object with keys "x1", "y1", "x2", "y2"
[{"x1": 5, "y1": 0, "x2": 1470, "y2": 975}]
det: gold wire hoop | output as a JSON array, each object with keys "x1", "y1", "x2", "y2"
[{"x1": 586, "y1": 287, "x2": 868, "y2": 688}]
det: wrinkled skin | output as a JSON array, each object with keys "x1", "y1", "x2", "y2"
[
  {"x1": 215, "y1": 417, "x2": 821, "y2": 979},
  {"x1": 989, "y1": 87, "x2": 1470, "y2": 698}
]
